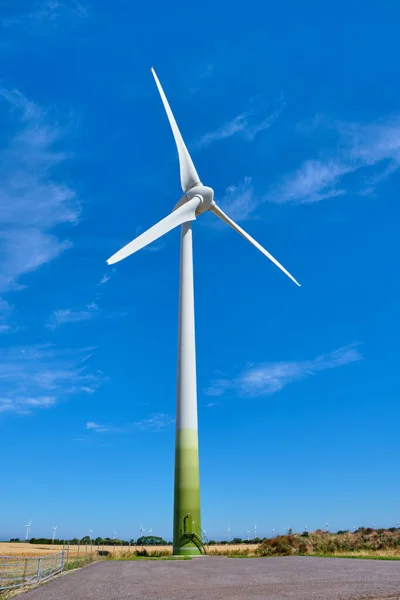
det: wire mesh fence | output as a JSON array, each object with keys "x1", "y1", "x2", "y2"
[{"x1": 0, "y1": 552, "x2": 64, "y2": 590}]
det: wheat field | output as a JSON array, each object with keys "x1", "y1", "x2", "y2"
[{"x1": 0, "y1": 542, "x2": 259, "y2": 558}]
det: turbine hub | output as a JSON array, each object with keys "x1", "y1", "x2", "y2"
[{"x1": 186, "y1": 185, "x2": 214, "y2": 214}]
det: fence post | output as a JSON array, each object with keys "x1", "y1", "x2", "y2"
[
  {"x1": 23, "y1": 557, "x2": 28, "y2": 583},
  {"x1": 37, "y1": 557, "x2": 42, "y2": 583},
  {"x1": 85, "y1": 542, "x2": 88, "y2": 561},
  {"x1": 67, "y1": 542, "x2": 70, "y2": 568},
  {"x1": 90, "y1": 542, "x2": 93, "y2": 560}
]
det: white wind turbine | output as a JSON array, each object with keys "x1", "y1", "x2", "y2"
[
  {"x1": 140, "y1": 525, "x2": 145, "y2": 538},
  {"x1": 25, "y1": 520, "x2": 31, "y2": 541},
  {"x1": 107, "y1": 68, "x2": 300, "y2": 555},
  {"x1": 227, "y1": 525, "x2": 231, "y2": 543},
  {"x1": 88, "y1": 528, "x2": 93, "y2": 541},
  {"x1": 52, "y1": 526, "x2": 58, "y2": 542},
  {"x1": 254, "y1": 522, "x2": 257, "y2": 539},
  {"x1": 148, "y1": 527, "x2": 152, "y2": 535},
  {"x1": 113, "y1": 530, "x2": 116, "y2": 540}
]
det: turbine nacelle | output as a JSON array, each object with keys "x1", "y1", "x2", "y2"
[{"x1": 173, "y1": 185, "x2": 215, "y2": 215}]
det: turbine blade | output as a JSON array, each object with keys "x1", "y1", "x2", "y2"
[
  {"x1": 211, "y1": 203, "x2": 301, "y2": 287},
  {"x1": 107, "y1": 196, "x2": 201, "y2": 265},
  {"x1": 151, "y1": 68, "x2": 201, "y2": 193}
]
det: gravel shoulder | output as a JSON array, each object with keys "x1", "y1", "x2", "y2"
[{"x1": 17, "y1": 556, "x2": 400, "y2": 600}]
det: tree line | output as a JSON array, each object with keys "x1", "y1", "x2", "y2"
[{"x1": 9, "y1": 535, "x2": 169, "y2": 546}]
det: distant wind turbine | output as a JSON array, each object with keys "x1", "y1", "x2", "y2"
[
  {"x1": 88, "y1": 529, "x2": 93, "y2": 541},
  {"x1": 254, "y1": 522, "x2": 257, "y2": 539},
  {"x1": 25, "y1": 520, "x2": 31, "y2": 541},
  {"x1": 325, "y1": 522, "x2": 329, "y2": 532},
  {"x1": 113, "y1": 530, "x2": 116, "y2": 540},
  {"x1": 106, "y1": 67, "x2": 301, "y2": 556},
  {"x1": 52, "y1": 526, "x2": 58, "y2": 543},
  {"x1": 227, "y1": 526, "x2": 231, "y2": 543}
]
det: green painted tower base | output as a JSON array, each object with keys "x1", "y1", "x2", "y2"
[{"x1": 172, "y1": 429, "x2": 203, "y2": 556}]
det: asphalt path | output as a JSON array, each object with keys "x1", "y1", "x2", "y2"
[{"x1": 20, "y1": 556, "x2": 400, "y2": 600}]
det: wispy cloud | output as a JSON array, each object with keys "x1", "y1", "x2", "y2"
[
  {"x1": 86, "y1": 421, "x2": 124, "y2": 433},
  {"x1": 206, "y1": 402, "x2": 220, "y2": 408},
  {"x1": 133, "y1": 413, "x2": 174, "y2": 432},
  {"x1": 0, "y1": 298, "x2": 15, "y2": 333},
  {"x1": 205, "y1": 343, "x2": 362, "y2": 398},
  {"x1": 98, "y1": 273, "x2": 111, "y2": 286},
  {"x1": 0, "y1": 88, "x2": 79, "y2": 314},
  {"x1": 46, "y1": 303, "x2": 100, "y2": 329},
  {"x1": 196, "y1": 95, "x2": 285, "y2": 148},
  {"x1": 270, "y1": 116, "x2": 400, "y2": 204},
  {"x1": 218, "y1": 177, "x2": 259, "y2": 221},
  {"x1": 1, "y1": 1, "x2": 88, "y2": 28},
  {"x1": 0, "y1": 344, "x2": 106, "y2": 414}
]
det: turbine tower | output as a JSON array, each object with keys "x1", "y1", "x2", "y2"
[
  {"x1": 25, "y1": 520, "x2": 31, "y2": 541},
  {"x1": 52, "y1": 526, "x2": 58, "y2": 543},
  {"x1": 227, "y1": 525, "x2": 231, "y2": 543},
  {"x1": 88, "y1": 528, "x2": 93, "y2": 541},
  {"x1": 107, "y1": 68, "x2": 300, "y2": 555}
]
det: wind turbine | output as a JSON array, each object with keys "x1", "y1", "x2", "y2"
[
  {"x1": 227, "y1": 525, "x2": 231, "y2": 543},
  {"x1": 88, "y1": 528, "x2": 93, "y2": 541},
  {"x1": 140, "y1": 525, "x2": 145, "y2": 538},
  {"x1": 52, "y1": 526, "x2": 58, "y2": 543},
  {"x1": 107, "y1": 68, "x2": 300, "y2": 555},
  {"x1": 304, "y1": 524, "x2": 308, "y2": 532},
  {"x1": 325, "y1": 522, "x2": 329, "y2": 532},
  {"x1": 25, "y1": 520, "x2": 31, "y2": 541},
  {"x1": 254, "y1": 522, "x2": 257, "y2": 539},
  {"x1": 272, "y1": 529, "x2": 276, "y2": 537},
  {"x1": 148, "y1": 527, "x2": 152, "y2": 535},
  {"x1": 113, "y1": 530, "x2": 116, "y2": 540},
  {"x1": 246, "y1": 530, "x2": 251, "y2": 542}
]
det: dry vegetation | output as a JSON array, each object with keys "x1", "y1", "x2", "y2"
[{"x1": 3, "y1": 529, "x2": 400, "y2": 560}]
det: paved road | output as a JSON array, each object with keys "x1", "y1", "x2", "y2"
[{"x1": 20, "y1": 557, "x2": 400, "y2": 600}]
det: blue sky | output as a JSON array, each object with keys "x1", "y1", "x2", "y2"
[{"x1": 1, "y1": 0, "x2": 400, "y2": 542}]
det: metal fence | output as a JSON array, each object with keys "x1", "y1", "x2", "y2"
[{"x1": 0, "y1": 551, "x2": 64, "y2": 590}]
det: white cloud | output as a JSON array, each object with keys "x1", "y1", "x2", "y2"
[
  {"x1": 46, "y1": 304, "x2": 100, "y2": 329},
  {"x1": 205, "y1": 343, "x2": 362, "y2": 398},
  {"x1": 270, "y1": 116, "x2": 400, "y2": 204},
  {"x1": 1, "y1": 1, "x2": 88, "y2": 27},
  {"x1": 0, "y1": 344, "x2": 105, "y2": 414},
  {"x1": 219, "y1": 177, "x2": 258, "y2": 221},
  {"x1": 133, "y1": 413, "x2": 174, "y2": 432},
  {"x1": 0, "y1": 297, "x2": 14, "y2": 333},
  {"x1": 86, "y1": 421, "x2": 123, "y2": 433},
  {"x1": 0, "y1": 89, "x2": 79, "y2": 299},
  {"x1": 196, "y1": 96, "x2": 285, "y2": 148},
  {"x1": 98, "y1": 273, "x2": 111, "y2": 286}
]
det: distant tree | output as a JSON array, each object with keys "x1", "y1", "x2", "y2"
[
  {"x1": 70, "y1": 538, "x2": 79, "y2": 545},
  {"x1": 129, "y1": 539, "x2": 135, "y2": 545},
  {"x1": 94, "y1": 537, "x2": 103, "y2": 545},
  {"x1": 301, "y1": 531, "x2": 309, "y2": 537},
  {"x1": 336, "y1": 530, "x2": 348, "y2": 535},
  {"x1": 207, "y1": 540, "x2": 216, "y2": 545},
  {"x1": 136, "y1": 535, "x2": 167, "y2": 546},
  {"x1": 80, "y1": 536, "x2": 90, "y2": 544},
  {"x1": 9, "y1": 538, "x2": 21, "y2": 542},
  {"x1": 232, "y1": 538, "x2": 243, "y2": 544}
]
